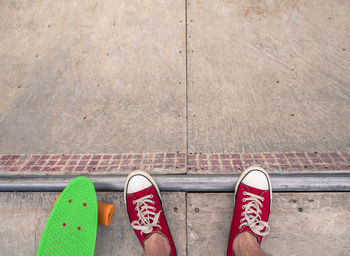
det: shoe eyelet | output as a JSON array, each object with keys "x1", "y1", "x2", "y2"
[
  {"x1": 241, "y1": 213, "x2": 244, "y2": 216},
  {"x1": 133, "y1": 200, "x2": 136, "y2": 204},
  {"x1": 242, "y1": 198, "x2": 246, "y2": 202},
  {"x1": 242, "y1": 206, "x2": 245, "y2": 209},
  {"x1": 240, "y1": 219, "x2": 243, "y2": 223},
  {"x1": 152, "y1": 201, "x2": 155, "y2": 204},
  {"x1": 135, "y1": 207, "x2": 137, "y2": 210},
  {"x1": 262, "y1": 198, "x2": 265, "y2": 201},
  {"x1": 150, "y1": 195, "x2": 153, "y2": 198},
  {"x1": 243, "y1": 192, "x2": 246, "y2": 195}
]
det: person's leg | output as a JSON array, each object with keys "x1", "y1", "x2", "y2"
[
  {"x1": 124, "y1": 170, "x2": 176, "y2": 256},
  {"x1": 232, "y1": 232, "x2": 265, "y2": 256},
  {"x1": 144, "y1": 233, "x2": 171, "y2": 256},
  {"x1": 227, "y1": 166, "x2": 272, "y2": 256}
]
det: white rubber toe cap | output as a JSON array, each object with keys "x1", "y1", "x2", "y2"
[
  {"x1": 242, "y1": 169, "x2": 269, "y2": 190},
  {"x1": 127, "y1": 174, "x2": 152, "y2": 194}
]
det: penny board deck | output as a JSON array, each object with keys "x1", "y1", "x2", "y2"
[{"x1": 37, "y1": 177, "x2": 98, "y2": 255}]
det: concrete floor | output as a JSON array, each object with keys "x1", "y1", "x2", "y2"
[
  {"x1": 0, "y1": 0, "x2": 349, "y2": 154},
  {"x1": 1, "y1": 1, "x2": 350, "y2": 255},
  {"x1": 1, "y1": 192, "x2": 350, "y2": 255}
]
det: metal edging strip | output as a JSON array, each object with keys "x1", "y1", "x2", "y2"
[{"x1": 0, "y1": 172, "x2": 350, "y2": 192}]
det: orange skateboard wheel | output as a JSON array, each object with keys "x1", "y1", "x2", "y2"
[
  {"x1": 98, "y1": 202, "x2": 114, "y2": 226},
  {"x1": 54, "y1": 193, "x2": 114, "y2": 226},
  {"x1": 54, "y1": 193, "x2": 61, "y2": 205}
]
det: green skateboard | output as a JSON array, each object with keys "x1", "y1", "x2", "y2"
[{"x1": 37, "y1": 177, "x2": 113, "y2": 256}]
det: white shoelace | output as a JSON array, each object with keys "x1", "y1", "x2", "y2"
[
  {"x1": 131, "y1": 194, "x2": 162, "y2": 235},
  {"x1": 239, "y1": 192, "x2": 270, "y2": 236}
]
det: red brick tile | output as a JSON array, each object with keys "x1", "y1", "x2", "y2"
[
  {"x1": 220, "y1": 154, "x2": 230, "y2": 159},
  {"x1": 74, "y1": 166, "x2": 85, "y2": 172},
  {"x1": 154, "y1": 165, "x2": 163, "y2": 168},
  {"x1": 166, "y1": 159, "x2": 174, "y2": 164},
  {"x1": 285, "y1": 153, "x2": 296, "y2": 158},
  {"x1": 100, "y1": 160, "x2": 110, "y2": 165},
  {"x1": 307, "y1": 153, "x2": 318, "y2": 157},
  {"x1": 176, "y1": 159, "x2": 186, "y2": 163},
  {"x1": 51, "y1": 155, "x2": 61, "y2": 160},
  {"x1": 329, "y1": 152, "x2": 342, "y2": 158},
  {"x1": 143, "y1": 159, "x2": 153, "y2": 164},
  {"x1": 67, "y1": 161, "x2": 77, "y2": 165},
  {"x1": 1, "y1": 155, "x2": 11, "y2": 160},
  {"x1": 188, "y1": 155, "x2": 197, "y2": 160},
  {"x1": 35, "y1": 160, "x2": 47, "y2": 165},
  {"x1": 277, "y1": 159, "x2": 287, "y2": 164},
  {"x1": 48, "y1": 161, "x2": 57, "y2": 166},
  {"x1": 122, "y1": 160, "x2": 130, "y2": 165},
  {"x1": 326, "y1": 164, "x2": 337, "y2": 170},
  {"x1": 71, "y1": 155, "x2": 81, "y2": 160},
  {"x1": 57, "y1": 160, "x2": 67, "y2": 165},
  {"x1": 242, "y1": 154, "x2": 252, "y2": 159},
  {"x1": 341, "y1": 152, "x2": 350, "y2": 157},
  {"x1": 113, "y1": 154, "x2": 122, "y2": 159},
  {"x1": 166, "y1": 153, "x2": 175, "y2": 158},
  {"x1": 65, "y1": 166, "x2": 75, "y2": 172},
  {"x1": 89, "y1": 161, "x2": 99, "y2": 166},
  {"x1": 133, "y1": 160, "x2": 142, "y2": 164},
  {"x1": 97, "y1": 166, "x2": 108, "y2": 172},
  {"x1": 133, "y1": 154, "x2": 143, "y2": 159},
  {"x1": 144, "y1": 153, "x2": 154, "y2": 158},
  {"x1": 176, "y1": 153, "x2": 186, "y2": 158},
  {"x1": 188, "y1": 160, "x2": 198, "y2": 166},
  {"x1": 92, "y1": 155, "x2": 102, "y2": 160},
  {"x1": 31, "y1": 166, "x2": 42, "y2": 171},
  {"x1": 222, "y1": 160, "x2": 231, "y2": 165},
  {"x1": 78, "y1": 160, "x2": 89, "y2": 165},
  {"x1": 232, "y1": 160, "x2": 242, "y2": 165},
  {"x1": 295, "y1": 153, "x2": 307, "y2": 157},
  {"x1": 209, "y1": 154, "x2": 219, "y2": 159},
  {"x1": 199, "y1": 160, "x2": 209, "y2": 166},
  {"x1": 319, "y1": 153, "x2": 330, "y2": 158},
  {"x1": 254, "y1": 159, "x2": 265, "y2": 165},
  {"x1": 199, "y1": 166, "x2": 209, "y2": 171},
  {"x1": 39, "y1": 155, "x2": 51, "y2": 160},
  {"x1": 274, "y1": 153, "x2": 285, "y2": 158},
  {"x1": 82, "y1": 155, "x2": 92, "y2": 160},
  {"x1": 231, "y1": 154, "x2": 240, "y2": 159},
  {"x1": 155, "y1": 154, "x2": 164, "y2": 158},
  {"x1": 154, "y1": 159, "x2": 163, "y2": 164},
  {"x1": 10, "y1": 155, "x2": 21, "y2": 160},
  {"x1": 298, "y1": 158, "x2": 311, "y2": 164},
  {"x1": 253, "y1": 154, "x2": 263, "y2": 159},
  {"x1": 61, "y1": 154, "x2": 71, "y2": 160},
  {"x1": 321, "y1": 158, "x2": 332, "y2": 163},
  {"x1": 243, "y1": 160, "x2": 254, "y2": 165},
  {"x1": 198, "y1": 154, "x2": 207, "y2": 159},
  {"x1": 287, "y1": 158, "x2": 298, "y2": 164},
  {"x1": 310, "y1": 158, "x2": 322, "y2": 164},
  {"x1": 210, "y1": 160, "x2": 220, "y2": 166},
  {"x1": 263, "y1": 153, "x2": 273, "y2": 158},
  {"x1": 290, "y1": 165, "x2": 302, "y2": 169}
]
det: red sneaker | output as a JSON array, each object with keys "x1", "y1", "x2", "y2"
[
  {"x1": 124, "y1": 170, "x2": 177, "y2": 256},
  {"x1": 227, "y1": 166, "x2": 272, "y2": 255}
]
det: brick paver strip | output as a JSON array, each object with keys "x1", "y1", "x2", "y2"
[{"x1": 0, "y1": 152, "x2": 349, "y2": 174}]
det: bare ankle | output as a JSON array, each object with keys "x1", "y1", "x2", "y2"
[
  {"x1": 233, "y1": 232, "x2": 264, "y2": 256},
  {"x1": 144, "y1": 233, "x2": 171, "y2": 256}
]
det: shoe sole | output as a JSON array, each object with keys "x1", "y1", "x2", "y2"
[{"x1": 123, "y1": 170, "x2": 162, "y2": 213}]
